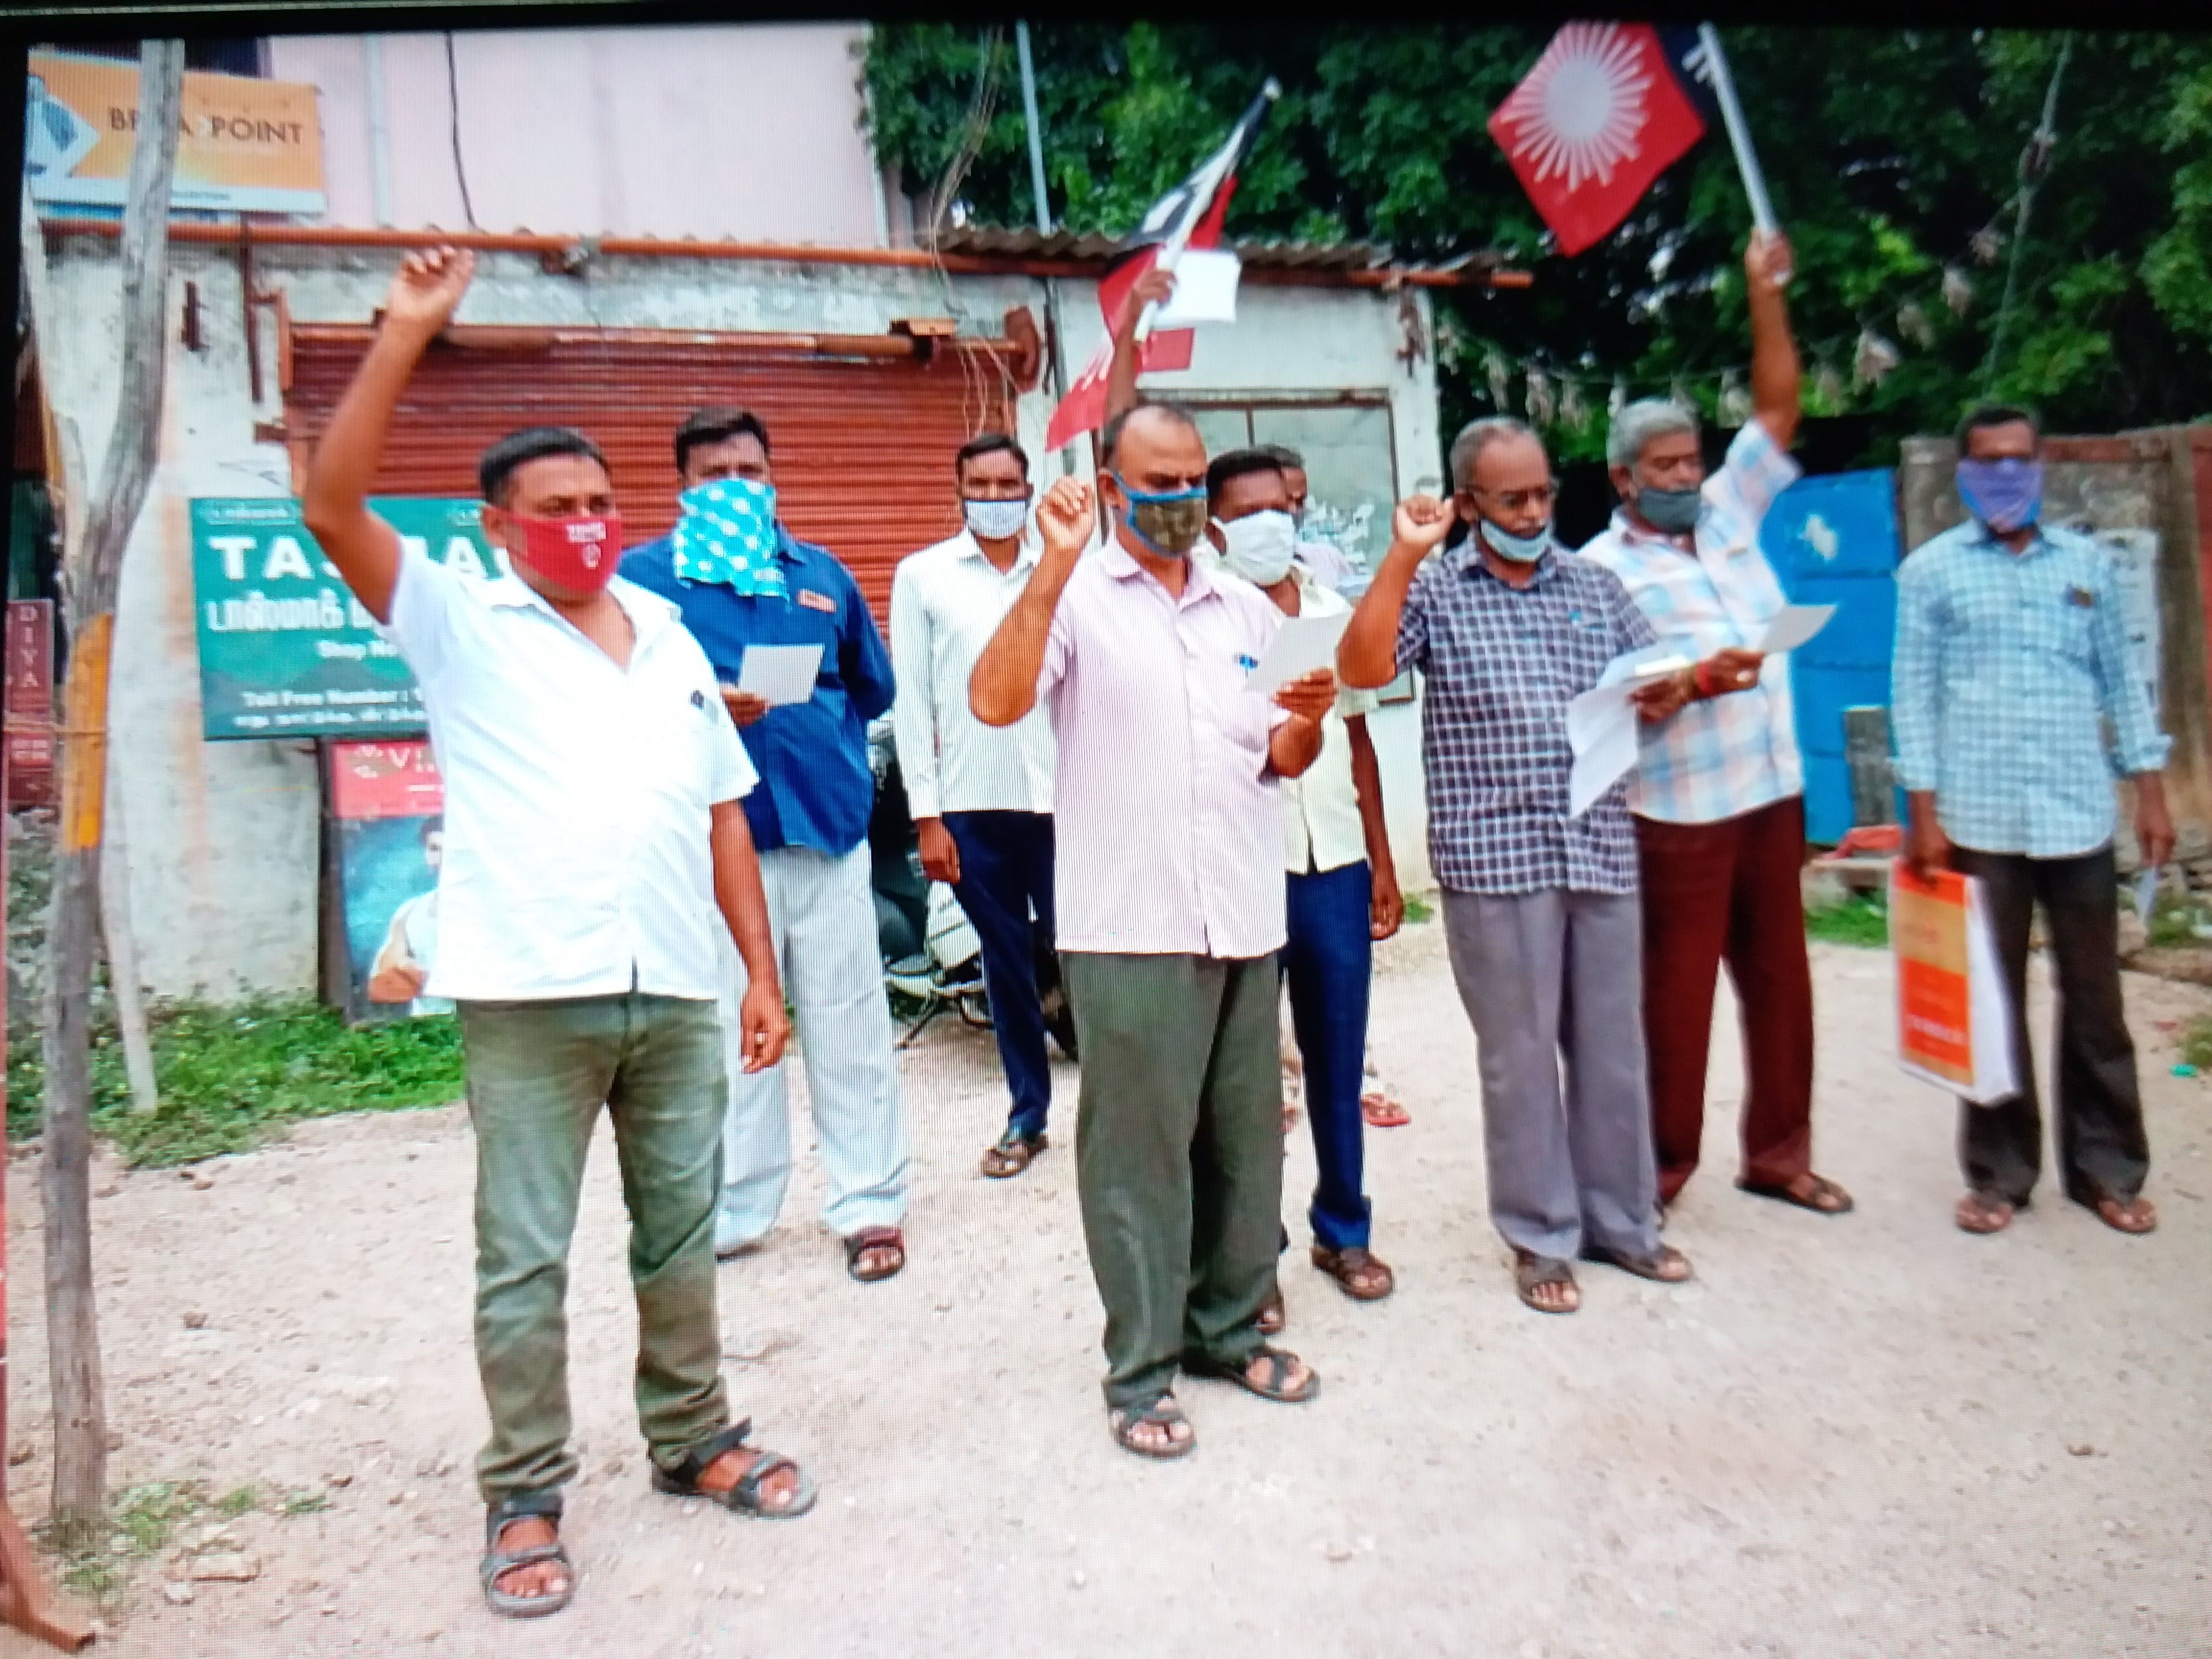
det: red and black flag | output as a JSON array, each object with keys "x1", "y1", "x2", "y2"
[{"x1": 1045, "y1": 83, "x2": 1279, "y2": 452}]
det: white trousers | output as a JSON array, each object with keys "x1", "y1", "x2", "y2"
[{"x1": 716, "y1": 843, "x2": 910, "y2": 1246}]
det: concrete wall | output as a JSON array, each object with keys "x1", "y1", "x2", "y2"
[
  {"x1": 39, "y1": 234, "x2": 1444, "y2": 998},
  {"x1": 1899, "y1": 426, "x2": 2212, "y2": 873},
  {"x1": 268, "y1": 26, "x2": 885, "y2": 245}
]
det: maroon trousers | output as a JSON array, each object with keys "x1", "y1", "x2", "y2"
[{"x1": 1635, "y1": 795, "x2": 1815, "y2": 1206}]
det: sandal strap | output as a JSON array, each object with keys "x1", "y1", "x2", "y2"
[
  {"x1": 846, "y1": 1226, "x2": 903, "y2": 1254},
  {"x1": 483, "y1": 1540, "x2": 568, "y2": 1579},
  {"x1": 662, "y1": 1419, "x2": 755, "y2": 1491},
  {"x1": 732, "y1": 1451, "x2": 795, "y2": 1505},
  {"x1": 485, "y1": 1490, "x2": 562, "y2": 1545}
]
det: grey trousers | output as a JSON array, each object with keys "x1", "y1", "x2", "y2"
[{"x1": 1441, "y1": 887, "x2": 1662, "y2": 1262}]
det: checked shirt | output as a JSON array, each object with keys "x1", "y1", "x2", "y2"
[
  {"x1": 1892, "y1": 519, "x2": 2169, "y2": 858},
  {"x1": 1395, "y1": 544, "x2": 1656, "y2": 896}
]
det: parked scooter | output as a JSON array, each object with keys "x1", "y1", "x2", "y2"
[{"x1": 865, "y1": 715, "x2": 1077, "y2": 1056}]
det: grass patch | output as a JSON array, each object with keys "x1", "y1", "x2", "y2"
[
  {"x1": 2183, "y1": 1018, "x2": 2212, "y2": 1073},
  {"x1": 2141, "y1": 889, "x2": 2212, "y2": 949},
  {"x1": 33, "y1": 1477, "x2": 336, "y2": 1606},
  {"x1": 36, "y1": 1480, "x2": 201, "y2": 1600},
  {"x1": 1805, "y1": 890, "x2": 1889, "y2": 948},
  {"x1": 9, "y1": 996, "x2": 466, "y2": 1169}
]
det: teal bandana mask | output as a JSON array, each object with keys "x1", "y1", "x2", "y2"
[{"x1": 673, "y1": 478, "x2": 788, "y2": 598}]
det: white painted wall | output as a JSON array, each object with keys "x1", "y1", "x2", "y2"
[{"x1": 42, "y1": 237, "x2": 1444, "y2": 998}]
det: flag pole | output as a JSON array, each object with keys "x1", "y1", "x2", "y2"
[
  {"x1": 1131, "y1": 79, "x2": 1281, "y2": 347},
  {"x1": 1695, "y1": 24, "x2": 1790, "y2": 284}
]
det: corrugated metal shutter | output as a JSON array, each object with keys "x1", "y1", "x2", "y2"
[{"x1": 284, "y1": 330, "x2": 1018, "y2": 625}]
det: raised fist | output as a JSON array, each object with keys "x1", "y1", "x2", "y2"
[
  {"x1": 1392, "y1": 493, "x2": 1455, "y2": 553},
  {"x1": 1036, "y1": 476, "x2": 1095, "y2": 562},
  {"x1": 383, "y1": 246, "x2": 475, "y2": 340}
]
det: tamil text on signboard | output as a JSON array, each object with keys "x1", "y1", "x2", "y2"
[
  {"x1": 26, "y1": 49, "x2": 325, "y2": 215},
  {"x1": 192, "y1": 497, "x2": 499, "y2": 741}
]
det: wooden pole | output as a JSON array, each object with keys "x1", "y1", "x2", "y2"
[
  {"x1": 0, "y1": 574, "x2": 89, "y2": 1656},
  {"x1": 36, "y1": 38, "x2": 185, "y2": 1547}
]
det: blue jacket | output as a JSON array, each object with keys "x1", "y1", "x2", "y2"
[{"x1": 622, "y1": 525, "x2": 896, "y2": 857}]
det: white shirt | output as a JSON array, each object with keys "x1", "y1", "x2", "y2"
[
  {"x1": 1274, "y1": 577, "x2": 1380, "y2": 874},
  {"x1": 889, "y1": 530, "x2": 1056, "y2": 818},
  {"x1": 385, "y1": 890, "x2": 453, "y2": 1018},
  {"x1": 1294, "y1": 536, "x2": 1361, "y2": 596},
  {"x1": 385, "y1": 546, "x2": 756, "y2": 1001}
]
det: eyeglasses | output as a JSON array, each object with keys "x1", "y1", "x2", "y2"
[{"x1": 1463, "y1": 482, "x2": 1556, "y2": 515}]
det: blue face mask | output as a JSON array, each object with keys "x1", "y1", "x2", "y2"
[
  {"x1": 1478, "y1": 517, "x2": 1554, "y2": 565},
  {"x1": 1956, "y1": 457, "x2": 2043, "y2": 535},
  {"x1": 674, "y1": 477, "x2": 787, "y2": 598}
]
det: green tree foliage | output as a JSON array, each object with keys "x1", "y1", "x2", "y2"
[{"x1": 860, "y1": 26, "x2": 2212, "y2": 463}]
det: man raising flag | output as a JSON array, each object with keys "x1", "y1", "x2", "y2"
[{"x1": 1044, "y1": 81, "x2": 1281, "y2": 454}]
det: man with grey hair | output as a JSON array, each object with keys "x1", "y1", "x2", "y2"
[
  {"x1": 1578, "y1": 230, "x2": 1851, "y2": 1226},
  {"x1": 1339, "y1": 415, "x2": 1691, "y2": 1315}
]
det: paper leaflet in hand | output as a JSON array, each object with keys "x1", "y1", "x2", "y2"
[
  {"x1": 1565, "y1": 642, "x2": 1685, "y2": 818},
  {"x1": 1245, "y1": 610, "x2": 1351, "y2": 699},
  {"x1": 733, "y1": 643, "x2": 824, "y2": 707},
  {"x1": 2133, "y1": 866, "x2": 2159, "y2": 929},
  {"x1": 1151, "y1": 250, "x2": 1242, "y2": 328},
  {"x1": 1757, "y1": 603, "x2": 1835, "y2": 656}
]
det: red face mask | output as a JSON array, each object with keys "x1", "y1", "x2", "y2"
[{"x1": 506, "y1": 511, "x2": 624, "y2": 594}]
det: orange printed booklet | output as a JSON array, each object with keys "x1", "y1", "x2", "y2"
[{"x1": 1887, "y1": 863, "x2": 2019, "y2": 1106}]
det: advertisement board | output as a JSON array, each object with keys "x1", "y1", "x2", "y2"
[
  {"x1": 191, "y1": 497, "x2": 499, "y2": 741},
  {"x1": 326, "y1": 740, "x2": 448, "y2": 1025},
  {"x1": 26, "y1": 50, "x2": 326, "y2": 215}
]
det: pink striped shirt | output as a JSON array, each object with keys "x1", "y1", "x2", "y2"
[{"x1": 1038, "y1": 542, "x2": 1290, "y2": 958}]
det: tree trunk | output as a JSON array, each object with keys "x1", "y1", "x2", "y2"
[
  {"x1": 99, "y1": 780, "x2": 158, "y2": 1115},
  {"x1": 34, "y1": 39, "x2": 185, "y2": 1544}
]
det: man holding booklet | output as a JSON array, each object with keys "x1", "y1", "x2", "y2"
[
  {"x1": 1579, "y1": 228, "x2": 1854, "y2": 1225},
  {"x1": 625, "y1": 410, "x2": 913, "y2": 1284}
]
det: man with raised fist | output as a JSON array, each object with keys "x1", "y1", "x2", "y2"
[{"x1": 301, "y1": 247, "x2": 812, "y2": 1621}]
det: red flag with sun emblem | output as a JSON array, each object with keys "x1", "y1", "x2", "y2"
[{"x1": 1489, "y1": 22, "x2": 1708, "y2": 257}]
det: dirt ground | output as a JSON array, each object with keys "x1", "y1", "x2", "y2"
[{"x1": 5, "y1": 918, "x2": 2211, "y2": 1659}]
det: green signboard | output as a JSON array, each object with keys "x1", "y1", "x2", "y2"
[{"x1": 191, "y1": 497, "x2": 500, "y2": 740}]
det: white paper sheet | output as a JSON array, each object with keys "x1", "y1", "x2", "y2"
[
  {"x1": 1757, "y1": 603, "x2": 1837, "y2": 655},
  {"x1": 1245, "y1": 610, "x2": 1351, "y2": 699},
  {"x1": 735, "y1": 643, "x2": 825, "y2": 707},
  {"x1": 1152, "y1": 249, "x2": 1243, "y2": 328},
  {"x1": 1566, "y1": 643, "x2": 1684, "y2": 817},
  {"x1": 2134, "y1": 866, "x2": 2160, "y2": 926}
]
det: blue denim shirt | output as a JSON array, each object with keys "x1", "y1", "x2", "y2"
[{"x1": 623, "y1": 525, "x2": 896, "y2": 857}]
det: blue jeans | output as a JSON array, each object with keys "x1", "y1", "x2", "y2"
[
  {"x1": 1283, "y1": 860, "x2": 1374, "y2": 1251},
  {"x1": 945, "y1": 811, "x2": 1059, "y2": 1140}
]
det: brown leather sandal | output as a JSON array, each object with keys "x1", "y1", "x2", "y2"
[
  {"x1": 1310, "y1": 1244, "x2": 1395, "y2": 1301},
  {"x1": 979, "y1": 1130, "x2": 1046, "y2": 1179},
  {"x1": 843, "y1": 1226, "x2": 906, "y2": 1282}
]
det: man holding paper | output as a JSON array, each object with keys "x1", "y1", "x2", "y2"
[
  {"x1": 1893, "y1": 403, "x2": 2172, "y2": 1239},
  {"x1": 1340, "y1": 417, "x2": 1691, "y2": 1316},
  {"x1": 1202, "y1": 446, "x2": 1401, "y2": 1313},
  {"x1": 1579, "y1": 228, "x2": 1852, "y2": 1223},
  {"x1": 624, "y1": 409, "x2": 912, "y2": 1284},
  {"x1": 970, "y1": 402, "x2": 1337, "y2": 1460}
]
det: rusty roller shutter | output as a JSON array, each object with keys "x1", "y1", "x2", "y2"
[{"x1": 284, "y1": 328, "x2": 1019, "y2": 625}]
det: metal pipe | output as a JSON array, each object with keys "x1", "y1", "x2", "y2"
[
  {"x1": 1015, "y1": 22, "x2": 1052, "y2": 236},
  {"x1": 363, "y1": 36, "x2": 393, "y2": 228},
  {"x1": 38, "y1": 218, "x2": 1524, "y2": 289}
]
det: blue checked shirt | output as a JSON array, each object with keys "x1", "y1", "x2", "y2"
[
  {"x1": 1891, "y1": 520, "x2": 2169, "y2": 858},
  {"x1": 1395, "y1": 545, "x2": 1656, "y2": 895},
  {"x1": 1577, "y1": 420, "x2": 1804, "y2": 824}
]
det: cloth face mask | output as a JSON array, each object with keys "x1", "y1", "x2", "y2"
[
  {"x1": 508, "y1": 511, "x2": 625, "y2": 594},
  {"x1": 962, "y1": 497, "x2": 1031, "y2": 542},
  {"x1": 1478, "y1": 517, "x2": 1554, "y2": 564},
  {"x1": 1216, "y1": 509, "x2": 1298, "y2": 586},
  {"x1": 673, "y1": 477, "x2": 787, "y2": 599},
  {"x1": 1956, "y1": 457, "x2": 2044, "y2": 534},
  {"x1": 1114, "y1": 476, "x2": 1209, "y2": 558}
]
